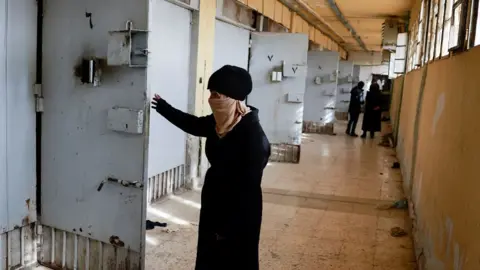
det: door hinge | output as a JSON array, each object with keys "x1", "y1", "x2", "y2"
[
  {"x1": 34, "y1": 83, "x2": 44, "y2": 113},
  {"x1": 35, "y1": 97, "x2": 44, "y2": 113}
]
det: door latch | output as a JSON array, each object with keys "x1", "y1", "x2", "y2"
[{"x1": 97, "y1": 177, "x2": 143, "y2": 191}]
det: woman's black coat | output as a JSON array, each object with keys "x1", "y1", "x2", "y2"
[
  {"x1": 154, "y1": 99, "x2": 271, "y2": 270},
  {"x1": 362, "y1": 89, "x2": 382, "y2": 132}
]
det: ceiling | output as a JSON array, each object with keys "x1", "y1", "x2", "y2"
[{"x1": 308, "y1": 0, "x2": 414, "y2": 51}]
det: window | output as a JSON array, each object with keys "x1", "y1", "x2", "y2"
[
  {"x1": 394, "y1": 33, "x2": 408, "y2": 74},
  {"x1": 418, "y1": 0, "x2": 427, "y2": 65},
  {"x1": 428, "y1": 1, "x2": 439, "y2": 60},
  {"x1": 449, "y1": 0, "x2": 466, "y2": 50},
  {"x1": 473, "y1": 0, "x2": 480, "y2": 46},
  {"x1": 442, "y1": 0, "x2": 454, "y2": 55},
  {"x1": 435, "y1": 0, "x2": 447, "y2": 58},
  {"x1": 407, "y1": 23, "x2": 417, "y2": 71}
]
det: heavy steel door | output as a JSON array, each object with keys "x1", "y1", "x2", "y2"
[
  {"x1": 303, "y1": 51, "x2": 339, "y2": 125},
  {"x1": 40, "y1": 0, "x2": 149, "y2": 268},
  {"x1": 336, "y1": 60, "x2": 354, "y2": 113},
  {"x1": 213, "y1": 20, "x2": 250, "y2": 71},
  {"x1": 248, "y1": 33, "x2": 308, "y2": 145},
  {"x1": 0, "y1": 0, "x2": 38, "y2": 268},
  {"x1": 147, "y1": 0, "x2": 192, "y2": 201}
]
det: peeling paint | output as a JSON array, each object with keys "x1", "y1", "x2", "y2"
[
  {"x1": 413, "y1": 172, "x2": 423, "y2": 205},
  {"x1": 432, "y1": 92, "x2": 445, "y2": 135},
  {"x1": 109, "y1": 235, "x2": 125, "y2": 247},
  {"x1": 453, "y1": 242, "x2": 465, "y2": 270},
  {"x1": 446, "y1": 217, "x2": 453, "y2": 256}
]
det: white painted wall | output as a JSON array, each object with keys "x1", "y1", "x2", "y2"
[
  {"x1": 304, "y1": 51, "x2": 339, "y2": 124},
  {"x1": 147, "y1": 0, "x2": 191, "y2": 177},
  {"x1": 213, "y1": 20, "x2": 250, "y2": 71}
]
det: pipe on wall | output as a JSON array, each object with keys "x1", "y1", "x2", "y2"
[
  {"x1": 324, "y1": 0, "x2": 368, "y2": 51},
  {"x1": 279, "y1": 0, "x2": 347, "y2": 47}
]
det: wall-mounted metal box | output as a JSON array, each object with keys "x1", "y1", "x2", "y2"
[
  {"x1": 107, "y1": 21, "x2": 149, "y2": 68},
  {"x1": 286, "y1": 93, "x2": 304, "y2": 103},
  {"x1": 271, "y1": 71, "x2": 283, "y2": 82},
  {"x1": 321, "y1": 73, "x2": 336, "y2": 83},
  {"x1": 107, "y1": 107, "x2": 144, "y2": 134}
]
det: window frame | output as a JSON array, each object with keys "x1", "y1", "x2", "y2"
[
  {"x1": 435, "y1": 0, "x2": 447, "y2": 58},
  {"x1": 416, "y1": 0, "x2": 427, "y2": 67},
  {"x1": 469, "y1": 0, "x2": 479, "y2": 47},
  {"x1": 448, "y1": 0, "x2": 469, "y2": 52}
]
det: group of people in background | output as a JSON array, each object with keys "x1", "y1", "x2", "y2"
[{"x1": 345, "y1": 81, "x2": 382, "y2": 138}]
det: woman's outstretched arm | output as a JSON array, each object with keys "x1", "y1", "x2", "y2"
[{"x1": 151, "y1": 94, "x2": 212, "y2": 137}]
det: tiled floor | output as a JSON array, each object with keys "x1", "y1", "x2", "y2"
[{"x1": 145, "y1": 124, "x2": 416, "y2": 269}]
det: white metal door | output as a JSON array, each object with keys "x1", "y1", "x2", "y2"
[
  {"x1": 0, "y1": 0, "x2": 38, "y2": 268},
  {"x1": 40, "y1": 0, "x2": 149, "y2": 268},
  {"x1": 304, "y1": 51, "x2": 339, "y2": 124},
  {"x1": 213, "y1": 20, "x2": 250, "y2": 71},
  {"x1": 248, "y1": 33, "x2": 308, "y2": 145},
  {"x1": 336, "y1": 60, "x2": 354, "y2": 113},
  {"x1": 147, "y1": 0, "x2": 191, "y2": 179}
]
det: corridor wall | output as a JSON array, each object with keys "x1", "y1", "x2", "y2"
[
  {"x1": 395, "y1": 67, "x2": 423, "y2": 192},
  {"x1": 390, "y1": 74, "x2": 404, "y2": 138},
  {"x1": 393, "y1": 46, "x2": 480, "y2": 269}
]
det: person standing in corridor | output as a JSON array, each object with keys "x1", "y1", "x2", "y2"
[
  {"x1": 151, "y1": 65, "x2": 270, "y2": 270},
  {"x1": 361, "y1": 82, "x2": 382, "y2": 139},
  {"x1": 346, "y1": 81, "x2": 365, "y2": 137}
]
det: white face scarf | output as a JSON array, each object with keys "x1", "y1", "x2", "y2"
[{"x1": 208, "y1": 93, "x2": 250, "y2": 138}]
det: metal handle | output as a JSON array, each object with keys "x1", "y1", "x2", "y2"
[{"x1": 97, "y1": 177, "x2": 143, "y2": 191}]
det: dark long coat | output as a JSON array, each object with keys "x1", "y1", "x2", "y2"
[
  {"x1": 362, "y1": 88, "x2": 382, "y2": 132},
  {"x1": 155, "y1": 99, "x2": 271, "y2": 270}
]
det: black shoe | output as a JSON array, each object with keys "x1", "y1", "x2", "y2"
[
  {"x1": 361, "y1": 134, "x2": 367, "y2": 139},
  {"x1": 350, "y1": 133, "x2": 359, "y2": 137}
]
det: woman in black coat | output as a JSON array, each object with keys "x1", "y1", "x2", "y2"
[
  {"x1": 151, "y1": 65, "x2": 271, "y2": 270},
  {"x1": 361, "y1": 82, "x2": 382, "y2": 139}
]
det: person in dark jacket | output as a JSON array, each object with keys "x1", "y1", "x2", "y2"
[
  {"x1": 346, "y1": 81, "x2": 365, "y2": 137},
  {"x1": 151, "y1": 65, "x2": 271, "y2": 270},
  {"x1": 361, "y1": 82, "x2": 382, "y2": 139}
]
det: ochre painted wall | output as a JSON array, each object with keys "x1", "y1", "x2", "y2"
[
  {"x1": 396, "y1": 68, "x2": 423, "y2": 189},
  {"x1": 394, "y1": 46, "x2": 480, "y2": 269},
  {"x1": 195, "y1": 0, "x2": 216, "y2": 117},
  {"x1": 390, "y1": 75, "x2": 404, "y2": 135}
]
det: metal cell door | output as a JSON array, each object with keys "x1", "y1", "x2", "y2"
[
  {"x1": 213, "y1": 20, "x2": 250, "y2": 71},
  {"x1": 303, "y1": 51, "x2": 339, "y2": 126},
  {"x1": 248, "y1": 33, "x2": 308, "y2": 152},
  {"x1": 336, "y1": 60, "x2": 354, "y2": 113},
  {"x1": 39, "y1": 0, "x2": 149, "y2": 269},
  {"x1": 0, "y1": 0, "x2": 38, "y2": 268},
  {"x1": 147, "y1": 0, "x2": 192, "y2": 202}
]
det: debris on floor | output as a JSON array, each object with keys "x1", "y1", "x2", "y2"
[
  {"x1": 379, "y1": 133, "x2": 394, "y2": 148},
  {"x1": 376, "y1": 199, "x2": 408, "y2": 210},
  {"x1": 392, "y1": 162, "x2": 400, "y2": 169},
  {"x1": 390, "y1": 227, "x2": 408, "y2": 237},
  {"x1": 146, "y1": 220, "x2": 167, "y2": 230}
]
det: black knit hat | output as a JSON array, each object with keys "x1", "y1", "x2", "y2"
[{"x1": 207, "y1": 65, "x2": 252, "y2": 101}]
